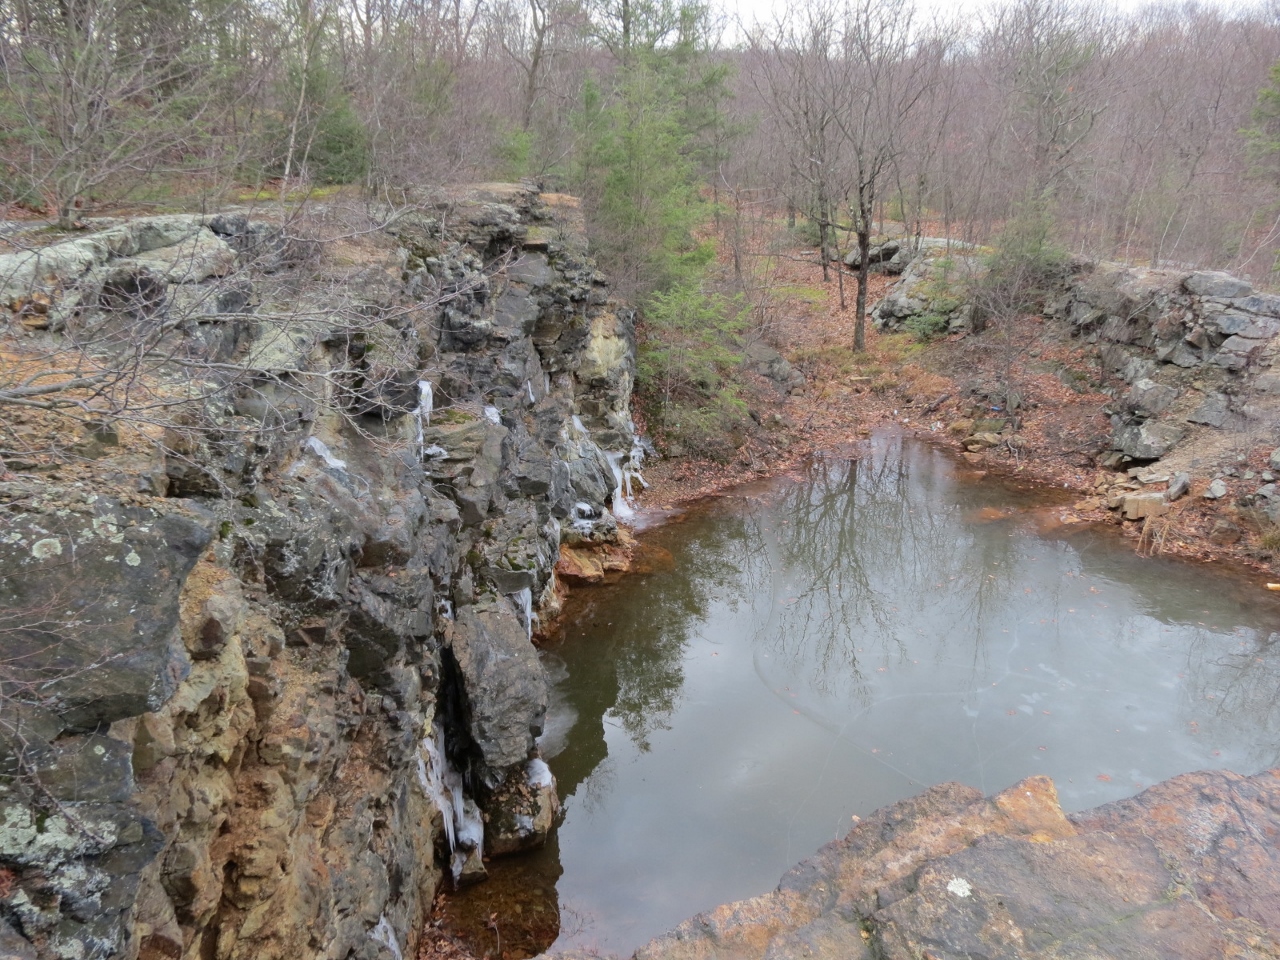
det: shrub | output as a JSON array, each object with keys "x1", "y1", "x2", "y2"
[
  {"x1": 903, "y1": 311, "x2": 951, "y2": 341},
  {"x1": 969, "y1": 202, "x2": 1071, "y2": 332},
  {"x1": 636, "y1": 281, "x2": 750, "y2": 457},
  {"x1": 789, "y1": 218, "x2": 823, "y2": 248}
]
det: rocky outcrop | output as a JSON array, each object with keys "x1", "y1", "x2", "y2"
[
  {"x1": 876, "y1": 250, "x2": 1280, "y2": 513},
  {"x1": 872, "y1": 247, "x2": 983, "y2": 336},
  {"x1": 0, "y1": 185, "x2": 638, "y2": 960},
  {"x1": 615, "y1": 769, "x2": 1280, "y2": 960}
]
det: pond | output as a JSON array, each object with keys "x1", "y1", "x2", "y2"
[{"x1": 439, "y1": 432, "x2": 1280, "y2": 957}]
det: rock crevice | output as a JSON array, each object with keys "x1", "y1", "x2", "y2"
[{"x1": 0, "y1": 184, "x2": 636, "y2": 960}]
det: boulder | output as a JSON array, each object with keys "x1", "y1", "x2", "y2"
[
  {"x1": 485, "y1": 758, "x2": 559, "y2": 856},
  {"x1": 1124, "y1": 378, "x2": 1179, "y2": 418},
  {"x1": 448, "y1": 598, "x2": 548, "y2": 773},
  {"x1": 1113, "y1": 421, "x2": 1184, "y2": 461},
  {"x1": 1213, "y1": 335, "x2": 1263, "y2": 371},
  {"x1": 129, "y1": 228, "x2": 237, "y2": 283},
  {"x1": 1209, "y1": 519, "x2": 1242, "y2": 543},
  {"x1": 1184, "y1": 271, "x2": 1253, "y2": 299},
  {"x1": 1121, "y1": 491, "x2": 1169, "y2": 520},
  {"x1": 1210, "y1": 310, "x2": 1280, "y2": 340},
  {"x1": 964, "y1": 432, "x2": 1003, "y2": 452},
  {"x1": 1204, "y1": 478, "x2": 1228, "y2": 500},
  {"x1": 743, "y1": 340, "x2": 805, "y2": 391}
]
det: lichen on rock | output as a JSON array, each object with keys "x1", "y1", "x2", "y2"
[{"x1": 0, "y1": 184, "x2": 639, "y2": 960}]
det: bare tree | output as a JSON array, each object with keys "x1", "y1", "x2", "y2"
[
  {"x1": 751, "y1": 0, "x2": 949, "y2": 349},
  {"x1": 0, "y1": 0, "x2": 263, "y2": 225},
  {"x1": 830, "y1": 0, "x2": 949, "y2": 350}
]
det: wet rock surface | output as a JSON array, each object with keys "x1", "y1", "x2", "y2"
[
  {"x1": 0, "y1": 185, "x2": 638, "y2": 960},
  {"x1": 606, "y1": 769, "x2": 1280, "y2": 960}
]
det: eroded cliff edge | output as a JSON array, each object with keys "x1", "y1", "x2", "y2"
[{"x1": 0, "y1": 184, "x2": 638, "y2": 960}]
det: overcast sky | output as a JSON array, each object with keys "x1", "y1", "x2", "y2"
[{"x1": 715, "y1": 0, "x2": 1266, "y2": 43}]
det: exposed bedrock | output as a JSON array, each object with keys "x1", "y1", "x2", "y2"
[
  {"x1": 875, "y1": 252, "x2": 1280, "y2": 509},
  {"x1": 0, "y1": 184, "x2": 636, "y2": 960},
  {"x1": 557, "y1": 769, "x2": 1280, "y2": 960}
]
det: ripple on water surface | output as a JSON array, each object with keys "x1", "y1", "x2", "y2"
[{"x1": 439, "y1": 434, "x2": 1280, "y2": 957}]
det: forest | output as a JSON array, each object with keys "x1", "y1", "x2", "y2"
[{"x1": 6, "y1": 0, "x2": 1280, "y2": 450}]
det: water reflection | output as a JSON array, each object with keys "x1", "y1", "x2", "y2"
[{"x1": 440, "y1": 434, "x2": 1280, "y2": 958}]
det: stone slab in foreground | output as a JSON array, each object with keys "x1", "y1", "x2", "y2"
[{"x1": 561, "y1": 770, "x2": 1280, "y2": 960}]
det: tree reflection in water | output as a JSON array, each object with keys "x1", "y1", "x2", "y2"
[{"x1": 438, "y1": 433, "x2": 1280, "y2": 958}]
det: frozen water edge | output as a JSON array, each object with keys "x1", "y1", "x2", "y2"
[{"x1": 417, "y1": 726, "x2": 485, "y2": 883}]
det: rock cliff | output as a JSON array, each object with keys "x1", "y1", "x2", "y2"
[{"x1": 0, "y1": 184, "x2": 638, "y2": 960}]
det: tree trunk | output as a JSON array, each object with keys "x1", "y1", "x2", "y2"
[{"x1": 854, "y1": 225, "x2": 870, "y2": 351}]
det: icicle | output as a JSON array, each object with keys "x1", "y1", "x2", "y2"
[
  {"x1": 604, "y1": 441, "x2": 648, "y2": 520},
  {"x1": 483, "y1": 405, "x2": 502, "y2": 425},
  {"x1": 544, "y1": 373, "x2": 551, "y2": 396},
  {"x1": 605, "y1": 451, "x2": 634, "y2": 520},
  {"x1": 526, "y1": 758, "x2": 553, "y2": 789},
  {"x1": 417, "y1": 729, "x2": 458, "y2": 852},
  {"x1": 456, "y1": 797, "x2": 484, "y2": 852},
  {"x1": 417, "y1": 725, "x2": 485, "y2": 884},
  {"x1": 570, "y1": 502, "x2": 598, "y2": 536},
  {"x1": 526, "y1": 379, "x2": 536, "y2": 404},
  {"x1": 624, "y1": 439, "x2": 649, "y2": 496},
  {"x1": 370, "y1": 916, "x2": 404, "y2": 960},
  {"x1": 304, "y1": 436, "x2": 347, "y2": 472},
  {"x1": 512, "y1": 587, "x2": 534, "y2": 641},
  {"x1": 414, "y1": 380, "x2": 433, "y2": 459}
]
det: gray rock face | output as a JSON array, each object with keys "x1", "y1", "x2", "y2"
[
  {"x1": 877, "y1": 250, "x2": 1280, "y2": 480},
  {"x1": 1188, "y1": 392, "x2": 1234, "y2": 428},
  {"x1": 449, "y1": 599, "x2": 548, "y2": 773},
  {"x1": 0, "y1": 496, "x2": 212, "y2": 731},
  {"x1": 1184, "y1": 270, "x2": 1253, "y2": 299},
  {"x1": 1113, "y1": 420, "x2": 1185, "y2": 460},
  {"x1": 1124, "y1": 378, "x2": 1179, "y2": 418},
  {"x1": 0, "y1": 185, "x2": 638, "y2": 960}
]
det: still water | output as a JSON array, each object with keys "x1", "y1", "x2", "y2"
[{"x1": 442, "y1": 433, "x2": 1280, "y2": 956}]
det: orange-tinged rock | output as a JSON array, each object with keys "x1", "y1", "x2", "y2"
[{"x1": 555, "y1": 545, "x2": 605, "y2": 583}]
